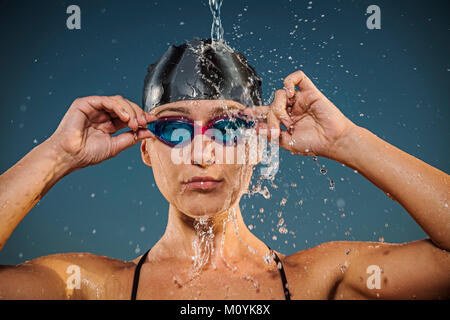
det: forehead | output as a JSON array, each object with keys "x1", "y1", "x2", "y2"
[{"x1": 150, "y1": 100, "x2": 246, "y2": 118}]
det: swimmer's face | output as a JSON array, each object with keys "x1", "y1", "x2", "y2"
[{"x1": 140, "y1": 100, "x2": 258, "y2": 218}]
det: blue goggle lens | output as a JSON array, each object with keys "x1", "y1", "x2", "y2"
[{"x1": 148, "y1": 117, "x2": 254, "y2": 147}]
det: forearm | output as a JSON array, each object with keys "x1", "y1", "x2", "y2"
[
  {"x1": 330, "y1": 125, "x2": 450, "y2": 250},
  {"x1": 0, "y1": 138, "x2": 75, "y2": 251}
]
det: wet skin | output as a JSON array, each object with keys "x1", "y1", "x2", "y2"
[{"x1": 0, "y1": 71, "x2": 449, "y2": 299}]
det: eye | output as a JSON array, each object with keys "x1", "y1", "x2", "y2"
[
  {"x1": 159, "y1": 121, "x2": 193, "y2": 145},
  {"x1": 211, "y1": 117, "x2": 251, "y2": 145}
]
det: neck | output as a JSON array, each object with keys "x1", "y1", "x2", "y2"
[{"x1": 151, "y1": 202, "x2": 271, "y2": 273}]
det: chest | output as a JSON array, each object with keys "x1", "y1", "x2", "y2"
[
  {"x1": 110, "y1": 263, "x2": 339, "y2": 300},
  {"x1": 134, "y1": 264, "x2": 289, "y2": 299}
]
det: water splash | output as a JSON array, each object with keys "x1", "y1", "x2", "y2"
[
  {"x1": 191, "y1": 217, "x2": 215, "y2": 275},
  {"x1": 230, "y1": 206, "x2": 257, "y2": 255},
  {"x1": 209, "y1": 0, "x2": 224, "y2": 42},
  {"x1": 312, "y1": 156, "x2": 335, "y2": 190}
]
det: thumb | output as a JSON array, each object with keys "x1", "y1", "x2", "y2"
[{"x1": 110, "y1": 128, "x2": 153, "y2": 157}]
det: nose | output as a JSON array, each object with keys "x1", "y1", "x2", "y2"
[{"x1": 191, "y1": 131, "x2": 215, "y2": 166}]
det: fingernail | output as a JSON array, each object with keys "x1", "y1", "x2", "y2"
[{"x1": 121, "y1": 110, "x2": 129, "y2": 119}]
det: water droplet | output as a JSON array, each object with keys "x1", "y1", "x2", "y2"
[
  {"x1": 336, "y1": 198, "x2": 346, "y2": 208},
  {"x1": 263, "y1": 253, "x2": 272, "y2": 264},
  {"x1": 278, "y1": 227, "x2": 288, "y2": 234}
]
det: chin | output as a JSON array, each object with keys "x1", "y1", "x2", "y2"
[
  {"x1": 178, "y1": 196, "x2": 233, "y2": 219},
  {"x1": 183, "y1": 205, "x2": 228, "y2": 219}
]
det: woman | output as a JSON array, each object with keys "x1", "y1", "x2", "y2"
[{"x1": 0, "y1": 39, "x2": 449, "y2": 300}]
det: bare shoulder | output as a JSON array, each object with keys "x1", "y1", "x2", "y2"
[
  {"x1": 284, "y1": 240, "x2": 371, "y2": 264},
  {"x1": 277, "y1": 241, "x2": 370, "y2": 299},
  {"x1": 28, "y1": 251, "x2": 136, "y2": 270},
  {"x1": 281, "y1": 239, "x2": 449, "y2": 299},
  {"x1": 22, "y1": 251, "x2": 138, "y2": 299},
  {"x1": 284, "y1": 239, "x2": 442, "y2": 264}
]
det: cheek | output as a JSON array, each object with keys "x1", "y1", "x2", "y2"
[
  {"x1": 149, "y1": 143, "x2": 180, "y2": 197},
  {"x1": 222, "y1": 165, "x2": 254, "y2": 194}
]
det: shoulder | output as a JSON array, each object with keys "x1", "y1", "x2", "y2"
[
  {"x1": 279, "y1": 240, "x2": 397, "y2": 299},
  {"x1": 285, "y1": 240, "x2": 372, "y2": 263},
  {"x1": 282, "y1": 239, "x2": 449, "y2": 299},
  {"x1": 28, "y1": 251, "x2": 136, "y2": 271},
  {"x1": 26, "y1": 251, "x2": 139, "y2": 299},
  {"x1": 284, "y1": 239, "x2": 423, "y2": 263}
]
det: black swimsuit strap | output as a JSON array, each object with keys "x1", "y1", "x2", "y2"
[
  {"x1": 267, "y1": 246, "x2": 292, "y2": 300},
  {"x1": 131, "y1": 249, "x2": 150, "y2": 300},
  {"x1": 130, "y1": 246, "x2": 292, "y2": 300}
]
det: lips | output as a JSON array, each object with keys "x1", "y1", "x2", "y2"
[{"x1": 184, "y1": 176, "x2": 224, "y2": 190}]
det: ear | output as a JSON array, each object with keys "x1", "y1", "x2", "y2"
[{"x1": 140, "y1": 140, "x2": 152, "y2": 167}]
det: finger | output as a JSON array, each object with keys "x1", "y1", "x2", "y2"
[
  {"x1": 291, "y1": 90, "x2": 311, "y2": 115},
  {"x1": 88, "y1": 110, "x2": 113, "y2": 123},
  {"x1": 123, "y1": 98, "x2": 149, "y2": 127},
  {"x1": 270, "y1": 90, "x2": 293, "y2": 128},
  {"x1": 255, "y1": 120, "x2": 268, "y2": 135},
  {"x1": 283, "y1": 70, "x2": 318, "y2": 98},
  {"x1": 82, "y1": 96, "x2": 131, "y2": 123},
  {"x1": 145, "y1": 113, "x2": 158, "y2": 123},
  {"x1": 95, "y1": 117, "x2": 129, "y2": 134},
  {"x1": 109, "y1": 95, "x2": 139, "y2": 132},
  {"x1": 242, "y1": 106, "x2": 269, "y2": 122},
  {"x1": 110, "y1": 128, "x2": 153, "y2": 157},
  {"x1": 266, "y1": 110, "x2": 281, "y2": 141}
]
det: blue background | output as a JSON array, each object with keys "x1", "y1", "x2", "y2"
[{"x1": 0, "y1": 0, "x2": 449, "y2": 264}]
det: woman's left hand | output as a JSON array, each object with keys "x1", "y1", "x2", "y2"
[{"x1": 246, "y1": 70, "x2": 356, "y2": 159}]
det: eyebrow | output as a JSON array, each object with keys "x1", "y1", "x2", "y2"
[
  {"x1": 155, "y1": 107, "x2": 191, "y2": 117},
  {"x1": 208, "y1": 106, "x2": 242, "y2": 118},
  {"x1": 155, "y1": 105, "x2": 243, "y2": 118}
]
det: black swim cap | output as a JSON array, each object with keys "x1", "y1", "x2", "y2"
[{"x1": 142, "y1": 38, "x2": 262, "y2": 112}]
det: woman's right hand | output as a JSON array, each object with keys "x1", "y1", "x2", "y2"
[{"x1": 48, "y1": 95, "x2": 156, "y2": 170}]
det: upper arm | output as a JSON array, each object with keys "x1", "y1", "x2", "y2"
[
  {"x1": 0, "y1": 261, "x2": 67, "y2": 299},
  {"x1": 340, "y1": 239, "x2": 450, "y2": 299},
  {"x1": 0, "y1": 252, "x2": 132, "y2": 300}
]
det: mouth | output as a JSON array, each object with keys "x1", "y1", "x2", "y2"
[{"x1": 184, "y1": 176, "x2": 224, "y2": 191}]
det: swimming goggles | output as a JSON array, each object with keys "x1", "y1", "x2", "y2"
[{"x1": 147, "y1": 114, "x2": 256, "y2": 147}]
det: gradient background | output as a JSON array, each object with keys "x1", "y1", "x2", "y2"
[{"x1": 0, "y1": 0, "x2": 448, "y2": 265}]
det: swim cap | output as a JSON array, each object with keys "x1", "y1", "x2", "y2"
[{"x1": 142, "y1": 38, "x2": 262, "y2": 112}]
